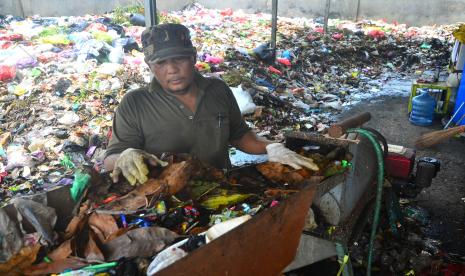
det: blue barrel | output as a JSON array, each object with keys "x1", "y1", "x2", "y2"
[{"x1": 410, "y1": 90, "x2": 436, "y2": 126}]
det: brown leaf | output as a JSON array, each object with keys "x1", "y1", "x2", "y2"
[
  {"x1": 90, "y1": 225, "x2": 106, "y2": 245},
  {"x1": 102, "y1": 161, "x2": 194, "y2": 211},
  {"x1": 264, "y1": 189, "x2": 300, "y2": 197},
  {"x1": 0, "y1": 244, "x2": 40, "y2": 276},
  {"x1": 85, "y1": 229, "x2": 105, "y2": 262},
  {"x1": 0, "y1": 132, "x2": 11, "y2": 147},
  {"x1": 102, "y1": 227, "x2": 179, "y2": 261},
  {"x1": 88, "y1": 213, "x2": 118, "y2": 242},
  {"x1": 48, "y1": 239, "x2": 73, "y2": 261},
  {"x1": 24, "y1": 257, "x2": 88, "y2": 275},
  {"x1": 256, "y1": 162, "x2": 308, "y2": 184},
  {"x1": 64, "y1": 204, "x2": 90, "y2": 240},
  {"x1": 156, "y1": 160, "x2": 194, "y2": 195},
  {"x1": 104, "y1": 226, "x2": 135, "y2": 243}
]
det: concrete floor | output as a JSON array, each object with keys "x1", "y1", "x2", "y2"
[{"x1": 341, "y1": 96, "x2": 465, "y2": 256}]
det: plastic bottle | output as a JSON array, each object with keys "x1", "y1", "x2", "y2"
[
  {"x1": 129, "y1": 13, "x2": 146, "y2": 26},
  {"x1": 409, "y1": 89, "x2": 436, "y2": 126}
]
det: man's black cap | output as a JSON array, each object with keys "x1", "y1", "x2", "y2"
[{"x1": 141, "y1": 23, "x2": 197, "y2": 64}]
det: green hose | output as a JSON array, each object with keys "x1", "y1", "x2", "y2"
[{"x1": 347, "y1": 128, "x2": 385, "y2": 276}]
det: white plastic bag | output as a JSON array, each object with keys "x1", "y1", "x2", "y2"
[
  {"x1": 147, "y1": 239, "x2": 188, "y2": 275},
  {"x1": 231, "y1": 85, "x2": 256, "y2": 115},
  {"x1": 206, "y1": 215, "x2": 251, "y2": 243},
  {"x1": 58, "y1": 111, "x2": 80, "y2": 126}
]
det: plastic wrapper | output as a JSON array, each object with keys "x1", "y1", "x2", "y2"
[
  {"x1": 231, "y1": 85, "x2": 257, "y2": 115},
  {"x1": 13, "y1": 198, "x2": 57, "y2": 244},
  {"x1": 0, "y1": 208, "x2": 23, "y2": 262},
  {"x1": 5, "y1": 145, "x2": 34, "y2": 170}
]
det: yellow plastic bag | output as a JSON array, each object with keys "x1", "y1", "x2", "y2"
[
  {"x1": 453, "y1": 25, "x2": 465, "y2": 43},
  {"x1": 39, "y1": 34, "x2": 70, "y2": 45},
  {"x1": 201, "y1": 194, "x2": 252, "y2": 210}
]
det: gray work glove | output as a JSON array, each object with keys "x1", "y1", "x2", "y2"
[
  {"x1": 266, "y1": 143, "x2": 319, "y2": 171},
  {"x1": 111, "y1": 148, "x2": 168, "y2": 185}
]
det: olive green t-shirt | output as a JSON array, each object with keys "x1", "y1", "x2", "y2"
[{"x1": 105, "y1": 72, "x2": 250, "y2": 169}]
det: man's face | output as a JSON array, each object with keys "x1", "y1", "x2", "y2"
[{"x1": 149, "y1": 56, "x2": 196, "y2": 95}]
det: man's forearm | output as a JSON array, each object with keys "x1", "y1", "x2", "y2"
[
  {"x1": 103, "y1": 153, "x2": 120, "y2": 172},
  {"x1": 232, "y1": 131, "x2": 273, "y2": 155}
]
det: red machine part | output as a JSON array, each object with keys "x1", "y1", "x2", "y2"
[{"x1": 385, "y1": 148, "x2": 416, "y2": 179}]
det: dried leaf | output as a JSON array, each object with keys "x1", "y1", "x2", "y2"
[
  {"x1": 264, "y1": 189, "x2": 300, "y2": 197},
  {"x1": 88, "y1": 213, "x2": 118, "y2": 242},
  {"x1": 24, "y1": 257, "x2": 88, "y2": 275},
  {"x1": 104, "y1": 226, "x2": 135, "y2": 243},
  {"x1": 102, "y1": 161, "x2": 194, "y2": 211},
  {"x1": 64, "y1": 204, "x2": 90, "y2": 240},
  {"x1": 102, "y1": 227, "x2": 178, "y2": 261},
  {"x1": 48, "y1": 239, "x2": 72, "y2": 261},
  {"x1": 0, "y1": 132, "x2": 11, "y2": 147},
  {"x1": 256, "y1": 162, "x2": 309, "y2": 184},
  {"x1": 85, "y1": 229, "x2": 105, "y2": 262},
  {"x1": 90, "y1": 224, "x2": 106, "y2": 245},
  {"x1": 0, "y1": 244, "x2": 40, "y2": 276}
]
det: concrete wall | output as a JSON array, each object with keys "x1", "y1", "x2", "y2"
[
  {"x1": 197, "y1": 0, "x2": 465, "y2": 26},
  {"x1": 0, "y1": 0, "x2": 186, "y2": 17},
  {"x1": 1, "y1": 0, "x2": 464, "y2": 26}
]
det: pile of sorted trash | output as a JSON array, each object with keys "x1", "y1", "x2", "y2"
[
  {"x1": 0, "y1": 3, "x2": 460, "y2": 275},
  {"x1": 0, "y1": 4, "x2": 455, "y2": 201}
]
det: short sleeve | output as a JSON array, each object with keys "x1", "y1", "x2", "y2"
[
  {"x1": 105, "y1": 92, "x2": 144, "y2": 157},
  {"x1": 224, "y1": 84, "x2": 251, "y2": 141}
]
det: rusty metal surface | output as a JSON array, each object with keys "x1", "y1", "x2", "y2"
[{"x1": 156, "y1": 183, "x2": 318, "y2": 276}]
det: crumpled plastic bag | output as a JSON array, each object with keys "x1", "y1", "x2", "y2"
[
  {"x1": 57, "y1": 111, "x2": 80, "y2": 126},
  {"x1": 5, "y1": 145, "x2": 34, "y2": 170},
  {"x1": 147, "y1": 238, "x2": 188, "y2": 275},
  {"x1": 303, "y1": 208, "x2": 318, "y2": 231},
  {"x1": 13, "y1": 198, "x2": 57, "y2": 244},
  {"x1": 453, "y1": 25, "x2": 465, "y2": 43},
  {"x1": 231, "y1": 85, "x2": 256, "y2": 115},
  {"x1": 76, "y1": 39, "x2": 111, "y2": 63},
  {"x1": 102, "y1": 226, "x2": 179, "y2": 261},
  {"x1": 0, "y1": 208, "x2": 23, "y2": 262},
  {"x1": 108, "y1": 46, "x2": 125, "y2": 64},
  {"x1": 70, "y1": 171, "x2": 91, "y2": 201}
]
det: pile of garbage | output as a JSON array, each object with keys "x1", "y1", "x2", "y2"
[
  {"x1": 0, "y1": 145, "x2": 349, "y2": 275},
  {"x1": 0, "y1": 4, "x2": 456, "y2": 202},
  {"x1": 0, "y1": 3, "x2": 460, "y2": 274},
  {"x1": 350, "y1": 201, "x2": 465, "y2": 275}
]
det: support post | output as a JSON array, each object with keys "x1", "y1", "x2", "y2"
[
  {"x1": 144, "y1": 0, "x2": 158, "y2": 28},
  {"x1": 324, "y1": 0, "x2": 331, "y2": 33},
  {"x1": 355, "y1": 0, "x2": 361, "y2": 21},
  {"x1": 270, "y1": 0, "x2": 278, "y2": 63}
]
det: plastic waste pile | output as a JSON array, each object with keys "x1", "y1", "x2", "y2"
[
  {"x1": 0, "y1": 146, "x2": 348, "y2": 275},
  {"x1": 350, "y1": 202, "x2": 465, "y2": 275}
]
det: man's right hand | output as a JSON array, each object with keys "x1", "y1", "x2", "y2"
[{"x1": 111, "y1": 148, "x2": 168, "y2": 185}]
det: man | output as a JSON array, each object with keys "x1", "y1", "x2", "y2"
[{"x1": 104, "y1": 23, "x2": 318, "y2": 185}]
